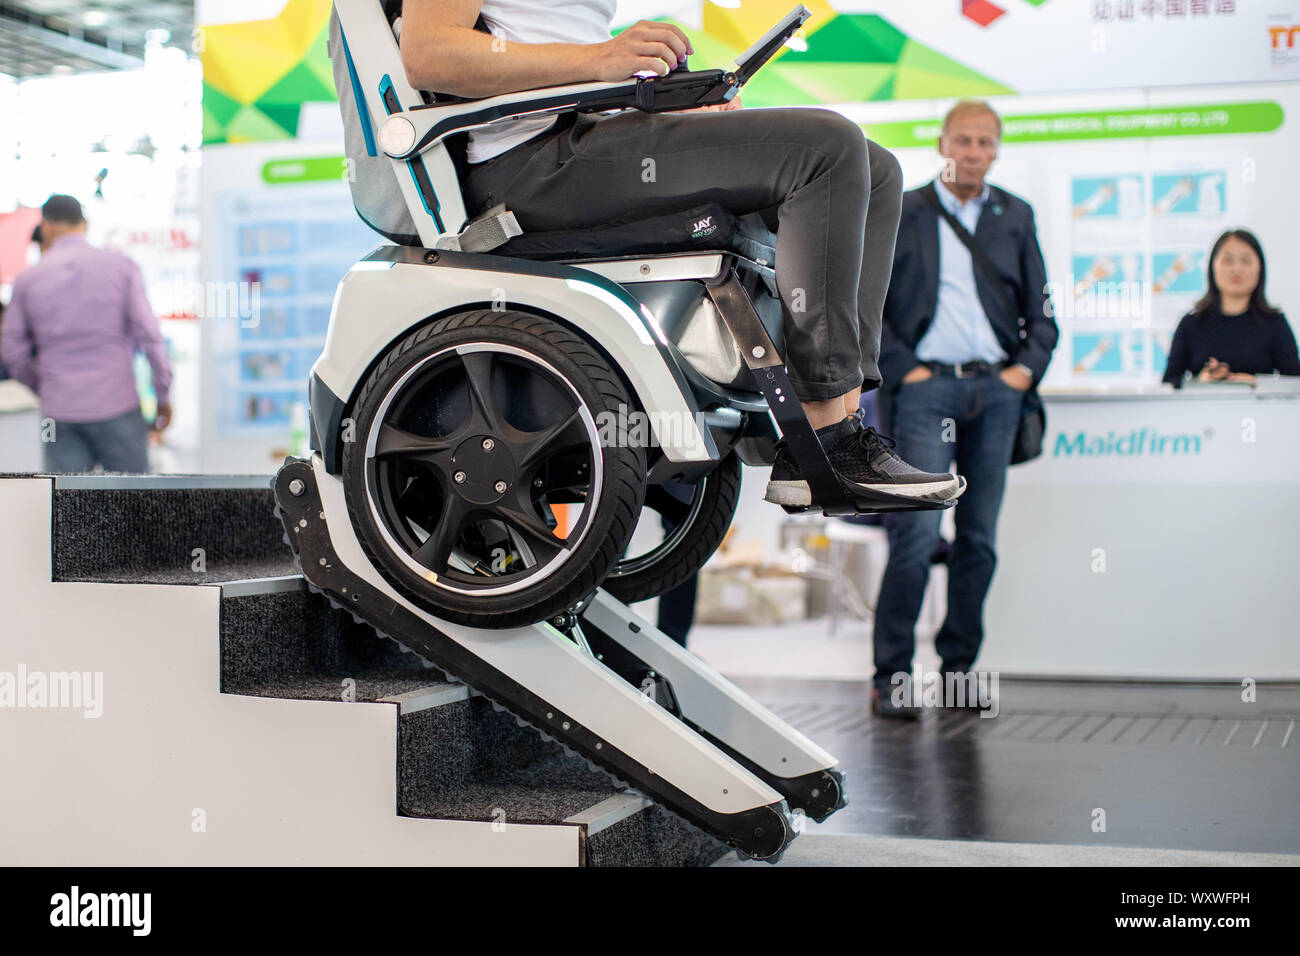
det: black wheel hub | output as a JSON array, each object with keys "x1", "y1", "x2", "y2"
[{"x1": 448, "y1": 435, "x2": 515, "y2": 505}]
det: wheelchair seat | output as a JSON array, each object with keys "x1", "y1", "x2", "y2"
[{"x1": 480, "y1": 200, "x2": 778, "y2": 266}]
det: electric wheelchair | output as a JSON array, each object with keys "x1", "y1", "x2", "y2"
[{"x1": 273, "y1": 1, "x2": 951, "y2": 861}]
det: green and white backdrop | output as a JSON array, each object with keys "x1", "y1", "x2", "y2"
[{"x1": 195, "y1": 0, "x2": 1300, "y2": 469}]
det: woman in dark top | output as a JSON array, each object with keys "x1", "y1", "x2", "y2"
[{"x1": 1162, "y1": 229, "x2": 1300, "y2": 387}]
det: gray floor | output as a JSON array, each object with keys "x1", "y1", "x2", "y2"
[
  {"x1": 719, "y1": 676, "x2": 1300, "y2": 864},
  {"x1": 716, "y1": 833, "x2": 1300, "y2": 867}
]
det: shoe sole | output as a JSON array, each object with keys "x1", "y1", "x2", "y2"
[
  {"x1": 873, "y1": 709, "x2": 922, "y2": 720},
  {"x1": 870, "y1": 703, "x2": 922, "y2": 720},
  {"x1": 764, "y1": 475, "x2": 966, "y2": 508}
]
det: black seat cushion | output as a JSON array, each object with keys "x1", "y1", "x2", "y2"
[{"x1": 492, "y1": 201, "x2": 775, "y2": 263}]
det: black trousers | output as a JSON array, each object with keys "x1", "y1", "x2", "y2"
[{"x1": 464, "y1": 106, "x2": 903, "y2": 401}]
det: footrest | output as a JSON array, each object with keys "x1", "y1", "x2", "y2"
[
  {"x1": 703, "y1": 267, "x2": 964, "y2": 521},
  {"x1": 787, "y1": 481, "x2": 962, "y2": 518}
]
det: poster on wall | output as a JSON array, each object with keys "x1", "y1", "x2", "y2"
[
  {"x1": 201, "y1": 143, "x2": 376, "y2": 468},
  {"x1": 199, "y1": 0, "x2": 374, "y2": 470}
]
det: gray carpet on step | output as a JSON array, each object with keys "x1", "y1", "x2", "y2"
[
  {"x1": 221, "y1": 589, "x2": 434, "y2": 695},
  {"x1": 400, "y1": 702, "x2": 612, "y2": 822},
  {"x1": 80, "y1": 557, "x2": 299, "y2": 585},
  {"x1": 237, "y1": 673, "x2": 441, "y2": 703},
  {"x1": 587, "y1": 806, "x2": 728, "y2": 867},
  {"x1": 398, "y1": 701, "x2": 727, "y2": 865},
  {"x1": 54, "y1": 487, "x2": 286, "y2": 581}
]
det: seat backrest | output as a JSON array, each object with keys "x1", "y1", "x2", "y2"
[{"x1": 329, "y1": 0, "x2": 472, "y2": 247}]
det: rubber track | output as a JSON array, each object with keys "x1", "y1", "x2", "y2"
[{"x1": 271, "y1": 496, "x2": 792, "y2": 864}]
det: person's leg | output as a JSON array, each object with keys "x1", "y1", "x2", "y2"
[
  {"x1": 466, "y1": 108, "x2": 958, "y2": 504},
  {"x1": 88, "y1": 408, "x2": 151, "y2": 474},
  {"x1": 467, "y1": 107, "x2": 870, "y2": 404},
  {"x1": 42, "y1": 421, "x2": 96, "y2": 473},
  {"x1": 871, "y1": 376, "x2": 960, "y2": 687},
  {"x1": 655, "y1": 482, "x2": 698, "y2": 647},
  {"x1": 933, "y1": 375, "x2": 1023, "y2": 673},
  {"x1": 856, "y1": 141, "x2": 904, "y2": 396},
  {"x1": 656, "y1": 575, "x2": 697, "y2": 648}
]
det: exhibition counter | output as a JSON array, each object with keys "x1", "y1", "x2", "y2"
[
  {"x1": 983, "y1": 380, "x2": 1300, "y2": 680},
  {"x1": 0, "y1": 380, "x2": 40, "y2": 472}
]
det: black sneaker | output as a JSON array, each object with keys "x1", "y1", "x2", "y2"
[
  {"x1": 870, "y1": 685, "x2": 922, "y2": 720},
  {"x1": 764, "y1": 415, "x2": 965, "y2": 508}
]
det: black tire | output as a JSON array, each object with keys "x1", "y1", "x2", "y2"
[
  {"x1": 602, "y1": 452, "x2": 742, "y2": 605},
  {"x1": 342, "y1": 309, "x2": 646, "y2": 628}
]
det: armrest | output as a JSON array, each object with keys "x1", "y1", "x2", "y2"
[{"x1": 380, "y1": 70, "x2": 736, "y2": 162}]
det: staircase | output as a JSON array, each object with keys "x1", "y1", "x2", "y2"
[{"x1": 1, "y1": 474, "x2": 726, "y2": 866}]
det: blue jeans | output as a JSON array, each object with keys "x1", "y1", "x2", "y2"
[
  {"x1": 43, "y1": 407, "x2": 151, "y2": 473},
  {"x1": 872, "y1": 373, "x2": 1024, "y2": 686}
]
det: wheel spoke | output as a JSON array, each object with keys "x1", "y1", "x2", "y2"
[
  {"x1": 412, "y1": 495, "x2": 468, "y2": 572},
  {"x1": 514, "y1": 409, "x2": 588, "y2": 473},
  {"x1": 375, "y1": 424, "x2": 453, "y2": 460},
  {"x1": 459, "y1": 350, "x2": 503, "y2": 433},
  {"x1": 497, "y1": 500, "x2": 568, "y2": 562},
  {"x1": 645, "y1": 483, "x2": 694, "y2": 527},
  {"x1": 396, "y1": 472, "x2": 442, "y2": 529}
]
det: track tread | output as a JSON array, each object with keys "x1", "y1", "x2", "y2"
[{"x1": 271, "y1": 489, "x2": 794, "y2": 864}]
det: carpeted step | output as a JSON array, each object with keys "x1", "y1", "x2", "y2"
[
  {"x1": 396, "y1": 695, "x2": 727, "y2": 866},
  {"x1": 220, "y1": 584, "x2": 436, "y2": 698},
  {"x1": 52, "y1": 476, "x2": 288, "y2": 583},
  {"x1": 585, "y1": 804, "x2": 729, "y2": 867}
]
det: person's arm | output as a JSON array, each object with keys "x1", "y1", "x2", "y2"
[
  {"x1": 1012, "y1": 206, "x2": 1057, "y2": 384},
  {"x1": 879, "y1": 267, "x2": 924, "y2": 387},
  {"x1": 400, "y1": 0, "x2": 691, "y2": 99},
  {"x1": 0, "y1": 283, "x2": 38, "y2": 392},
  {"x1": 125, "y1": 260, "x2": 173, "y2": 429},
  {"x1": 1162, "y1": 316, "x2": 1191, "y2": 387},
  {"x1": 1270, "y1": 313, "x2": 1300, "y2": 375}
]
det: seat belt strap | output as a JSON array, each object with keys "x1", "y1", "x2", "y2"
[{"x1": 434, "y1": 203, "x2": 522, "y2": 252}]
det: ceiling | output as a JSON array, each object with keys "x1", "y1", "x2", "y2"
[{"x1": 0, "y1": 1, "x2": 194, "y2": 79}]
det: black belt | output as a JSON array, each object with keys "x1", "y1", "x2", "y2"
[{"x1": 922, "y1": 359, "x2": 1009, "y2": 379}]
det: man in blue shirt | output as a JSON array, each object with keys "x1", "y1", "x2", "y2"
[{"x1": 872, "y1": 100, "x2": 1058, "y2": 718}]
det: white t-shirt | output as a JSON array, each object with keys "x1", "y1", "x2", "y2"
[{"x1": 466, "y1": 0, "x2": 618, "y2": 163}]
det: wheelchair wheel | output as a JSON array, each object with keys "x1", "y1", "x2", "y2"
[
  {"x1": 602, "y1": 452, "x2": 742, "y2": 606},
  {"x1": 342, "y1": 309, "x2": 646, "y2": 629}
]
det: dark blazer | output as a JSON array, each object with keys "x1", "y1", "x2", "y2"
[{"x1": 880, "y1": 180, "x2": 1058, "y2": 393}]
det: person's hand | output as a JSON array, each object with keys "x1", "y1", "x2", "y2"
[
  {"x1": 691, "y1": 93, "x2": 743, "y2": 113},
  {"x1": 901, "y1": 365, "x2": 932, "y2": 385},
  {"x1": 1197, "y1": 357, "x2": 1232, "y2": 382},
  {"x1": 1225, "y1": 372, "x2": 1257, "y2": 385},
  {"x1": 593, "y1": 20, "x2": 692, "y2": 81},
  {"x1": 152, "y1": 402, "x2": 172, "y2": 433},
  {"x1": 998, "y1": 365, "x2": 1033, "y2": 391}
]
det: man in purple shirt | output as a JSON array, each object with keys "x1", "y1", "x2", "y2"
[{"x1": 1, "y1": 195, "x2": 172, "y2": 473}]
